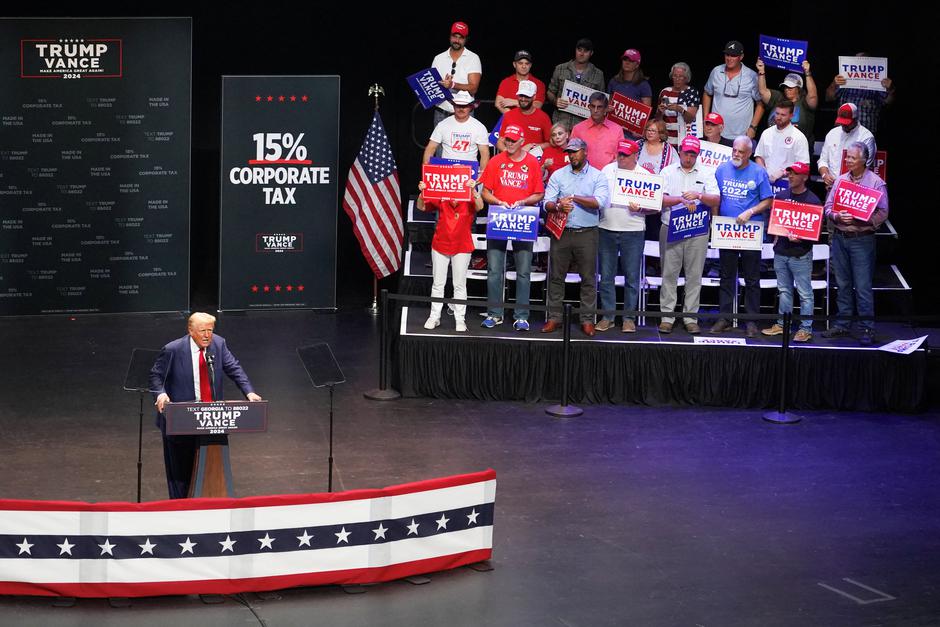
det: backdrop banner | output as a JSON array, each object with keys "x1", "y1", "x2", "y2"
[
  {"x1": 0, "y1": 18, "x2": 192, "y2": 315},
  {"x1": 220, "y1": 76, "x2": 339, "y2": 310}
]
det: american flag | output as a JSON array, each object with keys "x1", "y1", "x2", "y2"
[
  {"x1": 343, "y1": 112, "x2": 404, "y2": 278},
  {"x1": 0, "y1": 470, "x2": 495, "y2": 598}
]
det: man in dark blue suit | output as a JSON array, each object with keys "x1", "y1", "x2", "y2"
[{"x1": 149, "y1": 312, "x2": 262, "y2": 499}]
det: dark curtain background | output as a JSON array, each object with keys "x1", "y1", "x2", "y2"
[{"x1": 21, "y1": 5, "x2": 932, "y2": 313}]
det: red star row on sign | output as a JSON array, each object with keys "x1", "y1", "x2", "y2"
[
  {"x1": 254, "y1": 95, "x2": 309, "y2": 102},
  {"x1": 250, "y1": 284, "x2": 305, "y2": 293}
]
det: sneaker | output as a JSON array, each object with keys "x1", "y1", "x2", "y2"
[
  {"x1": 423, "y1": 317, "x2": 440, "y2": 330},
  {"x1": 481, "y1": 316, "x2": 503, "y2": 329},
  {"x1": 710, "y1": 318, "x2": 731, "y2": 333},
  {"x1": 792, "y1": 329, "x2": 813, "y2": 343},
  {"x1": 513, "y1": 319, "x2": 530, "y2": 332},
  {"x1": 595, "y1": 319, "x2": 614, "y2": 332},
  {"x1": 762, "y1": 324, "x2": 784, "y2": 336},
  {"x1": 745, "y1": 322, "x2": 759, "y2": 338},
  {"x1": 455, "y1": 319, "x2": 467, "y2": 332},
  {"x1": 621, "y1": 319, "x2": 637, "y2": 333},
  {"x1": 822, "y1": 326, "x2": 851, "y2": 339},
  {"x1": 859, "y1": 329, "x2": 875, "y2": 346}
]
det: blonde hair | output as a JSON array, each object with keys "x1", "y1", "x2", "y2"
[{"x1": 188, "y1": 312, "x2": 217, "y2": 328}]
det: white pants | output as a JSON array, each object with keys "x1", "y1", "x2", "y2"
[{"x1": 430, "y1": 250, "x2": 471, "y2": 321}]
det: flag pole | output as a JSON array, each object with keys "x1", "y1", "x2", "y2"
[{"x1": 365, "y1": 83, "x2": 386, "y2": 316}]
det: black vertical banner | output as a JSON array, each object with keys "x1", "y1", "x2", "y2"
[
  {"x1": 219, "y1": 76, "x2": 339, "y2": 310},
  {"x1": 0, "y1": 18, "x2": 191, "y2": 315}
]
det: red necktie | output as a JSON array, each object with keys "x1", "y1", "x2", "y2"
[{"x1": 199, "y1": 348, "x2": 213, "y2": 402}]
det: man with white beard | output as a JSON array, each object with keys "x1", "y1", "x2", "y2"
[{"x1": 711, "y1": 136, "x2": 773, "y2": 337}]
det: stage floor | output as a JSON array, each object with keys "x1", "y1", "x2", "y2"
[
  {"x1": 399, "y1": 303, "x2": 920, "y2": 350},
  {"x1": 0, "y1": 309, "x2": 938, "y2": 625}
]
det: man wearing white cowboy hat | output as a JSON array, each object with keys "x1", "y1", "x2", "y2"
[{"x1": 423, "y1": 90, "x2": 490, "y2": 171}]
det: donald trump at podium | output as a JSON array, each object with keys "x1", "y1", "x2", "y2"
[{"x1": 150, "y1": 312, "x2": 262, "y2": 499}]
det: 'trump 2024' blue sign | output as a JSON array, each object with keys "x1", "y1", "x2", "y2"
[{"x1": 485, "y1": 206, "x2": 539, "y2": 242}]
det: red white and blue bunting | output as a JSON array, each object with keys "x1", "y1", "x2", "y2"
[{"x1": 0, "y1": 470, "x2": 496, "y2": 597}]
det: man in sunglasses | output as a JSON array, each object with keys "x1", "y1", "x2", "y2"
[
  {"x1": 431, "y1": 21, "x2": 482, "y2": 127},
  {"x1": 703, "y1": 41, "x2": 764, "y2": 141}
]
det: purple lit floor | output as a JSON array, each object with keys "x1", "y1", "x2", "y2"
[{"x1": 0, "y1": 309, "x2": 938, "y2": 626}]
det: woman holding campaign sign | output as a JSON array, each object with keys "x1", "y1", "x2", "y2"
[
  {"x1": 416, "y1": 178, "x2": 484, "y2": 333},
  {"x1": 637, "y1": 120, "x2": 679, "y2": 175},
  {"x1": 607, "y1": 48, "x2": 652, "y2": 140},
  {"x1": 755, "y1": 57, "x2": 818, "y2": 149},
  {"x1": 638, "y1": 120, "x2": 678, "y2": 244}
]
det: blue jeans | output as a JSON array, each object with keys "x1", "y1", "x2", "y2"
[
  {"x1": 487, "y1": 240, "x2": 533, "y2": 320},
  {"x1": 831, "y1": 232, "x2": 876, "y2": 331},
  {"x1": 773, "y1": 252, "x2": 814, "y2": 331},
  {"x1": 598, "y1": 229, "x2": 644, "y2": 321}
]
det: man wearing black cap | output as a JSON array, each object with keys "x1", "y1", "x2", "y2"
[
  {"x1": 431, "y1": 21, "x2": 482, "y2": 126},
  {"x1": 495, "y1": 50, "x2": 546, "y2": 113},
  {"x1": 547, "y1": 39, "x2": 605, "y2": 132},
  {"x1": 703, "y1": 41, "x2": 764, "y2": 141}
]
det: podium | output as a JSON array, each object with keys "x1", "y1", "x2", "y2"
[{"x1": 164, "y1": 400, "x2": 268, "y2": 498}]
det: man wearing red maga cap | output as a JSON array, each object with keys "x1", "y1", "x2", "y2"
[
  {"x1": 762, "y1": 162, "x2": 820, "y2": 343},
  {"x1": 658, "y1": 136, "x2": 720, "y2": 334},
  {"x1": 431, "y1": 22, "x2": 482, "y2": 126},
  {"x1": 597, "y1": 139, "x2": 649, "y2": 333},
  {"x1": 479, "y1": 123, "x2": 545, "y2": 331},
  {"x1": 817, "y1": 103, "x2": 877, "y2": 189},
  {"x1": 702, "y1": 112, "x2": 733, "y2": 147}
]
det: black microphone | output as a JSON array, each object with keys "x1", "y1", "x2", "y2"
[{"x1": 205, "y1": 352, "x2": 216, "y2": 400}]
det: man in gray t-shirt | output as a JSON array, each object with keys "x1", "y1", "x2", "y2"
[{"x1": 703, "y1": 40, "x2": 764, "y2": 141}]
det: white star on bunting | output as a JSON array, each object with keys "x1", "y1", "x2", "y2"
[
  {"x1": 16, "y1": 538, "x2": 33, "y2": 555},
  {"x1": 258, "y1": 533, "x2": 275, "y2": 550},
  {"x1": 219, "y1": 536, "x2": 236, "y2": 553},
  {"x1": 436, "y1": 514, "x2": 450, "y2": 530},
  {"x1": 179, "y1": 537, "x2": 196, "y2": 555},
  {"x1": 335, "y1": 527, "x2": 351, "y2": 544},
  {"x1": 406, "y1": 519, "x2": 420, "y2": 536},
  {"x1": 372, "y1": 524, "x2": 388, "y2": 540},
  {"x1": 297, "y1": 530, "x2": 314, "y2": 547},
  {"x1": 138, "y1": 538, "x2": 157, "y2": 555},
  {"x1": 57, "y1": 538, "x2": 75, "y2": 556},
  {"x1": 99, "y1": 539, "x2": 116, "y2": 556},
  {"x1": 467, "y1": 509, "x2": 480, "y2": 525}
]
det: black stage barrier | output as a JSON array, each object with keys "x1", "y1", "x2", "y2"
[{"x1": 376, "y1": 291, "x2": 932, "y2": 413}]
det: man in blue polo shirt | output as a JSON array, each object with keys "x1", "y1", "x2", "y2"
[
  {"x1": 541, "y1": 138, "x2": 610, "y2": 337},
  {"x1": 711, "y1": 136, "x2": 773, "y2": 337}
]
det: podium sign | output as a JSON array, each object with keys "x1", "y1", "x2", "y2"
[{"x1": 165, "y1": 400, "x2": 268, "y2": 435}]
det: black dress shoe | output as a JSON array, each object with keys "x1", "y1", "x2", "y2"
[
  {"x1": 710, "y1": 318, "x2": 731, "y2": 333},
  {"x1": 822, "y1": 326, "x2": 851, "y2": 339}
]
